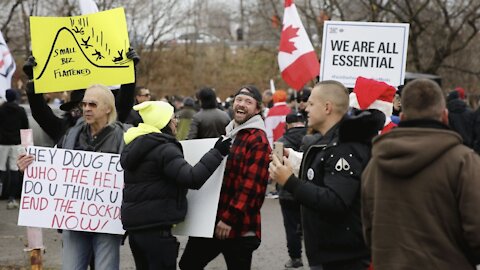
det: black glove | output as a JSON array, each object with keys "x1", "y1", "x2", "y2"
[
  {"x1": 126, "y1": 48, "x2": 140, "y2": 66},
  {"x1": 214, "y1": 137, "x2": 232, "y2": 156},
  {"x1": 23, "y1": 55, "x2": 37, "y2": 80}
]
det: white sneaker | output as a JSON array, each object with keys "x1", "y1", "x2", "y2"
[
  {"x1": 265, "y1": 191, "x2": 279, "y2": 199},
  {"x1": 285, "y1": 258, "x2": 303, "y2": 268},
  {"x1": 6, "y1": 199, "x2": 18, "y2": 210}
]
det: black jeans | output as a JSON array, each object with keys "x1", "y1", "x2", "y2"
[
  {"x1": 322, "y1": 257, "x2": 370, "y2": 270},
  {"x1": 179, "y1": 236, "x2": 260, "y2": 270},
  {"x1": 279, "y1": 199, "x2": 303, "y2": 259},
  {"x1": 4, "y1": 170, "x2": 21, "y2": 200},
  {"x1": 129, "y1": 229, "x2": 179, "y2": 270}
]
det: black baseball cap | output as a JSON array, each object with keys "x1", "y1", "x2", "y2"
[{"x1": 60, "y1": 89, "x2": 85, "y2": 111}]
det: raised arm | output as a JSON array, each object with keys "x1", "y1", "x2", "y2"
[{"x1": 116, "y1": 48, "x2": 140, "y2": 123}]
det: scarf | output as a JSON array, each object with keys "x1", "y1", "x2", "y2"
[
  {"x1": 225, "y1": 114, "x2": 266, "y2": 140},
  {"x1": 124, "y1": 123, "x2": 161, "y2": 145}
]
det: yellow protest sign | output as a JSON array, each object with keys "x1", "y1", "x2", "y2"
[{"x1": 30, "y1": 8, "x2": 134, "y2": 93}]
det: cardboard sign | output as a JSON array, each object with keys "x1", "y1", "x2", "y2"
[
  {"x1": 30, "y1": 8, "x2": 134, "y2": 93},
  {"x1": 172, "y1": 138, "x2": 226, "y2": 238},
  {"x1": 20, "y1": 129, "x2": 33, "y2": 148},
  {"x1": 18, "y1": 147, "x2": 125, "y2": 235},
  {"x1": 320, "y1": 21, "x2": 409, "y2": 87}
]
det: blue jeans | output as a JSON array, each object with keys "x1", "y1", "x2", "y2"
[{"x1": 62, "y1": 230, "x2": 122, "y2": 270}]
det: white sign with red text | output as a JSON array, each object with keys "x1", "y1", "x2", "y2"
[{"x1": 18, "y1": 146, "x2": 124, "y2": 235}]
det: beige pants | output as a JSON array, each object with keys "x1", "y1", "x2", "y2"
[{"x1": 0, "y1": 145, "x2": 23, "y2": 171}]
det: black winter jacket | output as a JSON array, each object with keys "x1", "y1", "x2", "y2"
[
  {"x1": 277, "y1": 127, "x2": 306, "y2": 152},
  {"x1": 283, "y1": 112, "x2": 383, "y2": 266},
  {"x1": 0, "y1": 102, "x2": 29, "y2": 145},
  {"x1": 187, "y1": 108, "x2": 230, "y2": 139},
  {"x1": 277, "y1": 126, "x2": 306, "y2": 200},
  {"x1": 447, "y1": 99, "x2": 474, "y2": 147},
  {"x1": 120, "y1": 133, "x2": 224, "y2": 231}
]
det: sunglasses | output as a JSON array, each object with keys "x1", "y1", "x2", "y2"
[
  {"x1": 296, "y1": 97, "x2": 309, "y2": 103},
  {"x1": 81, "y1": 100, "x2": 98, "y2": 108}
]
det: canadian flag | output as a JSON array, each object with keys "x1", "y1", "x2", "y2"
[
  {"x1": 0, "y1": 31, "x2": 16, "y2": 101},
  {"x1": 278, "y1": 0, "x2": 320, "y2": 91}
]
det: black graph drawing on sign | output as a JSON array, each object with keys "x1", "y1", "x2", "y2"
[
  {"x1": 112, "y1": 50, "x2": 123, "y2": 62},
  {"x1": 35, "y1": 27, "x2": 129, "y2": 80},
  {"x1": 81, "y1": 36, "x2": 92, "y2": 48},
  {"x1": 92, "y1": 49, "x2": 104, "y2": 60},
  {"x1": 72, "y1": 26, "x2": 84, "y2": 35}
]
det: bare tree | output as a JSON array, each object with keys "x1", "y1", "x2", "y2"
[
  {"x1": 122, "y1": 0, "x2": 187, "y2": 87},
  {"x1": 0, "y1": 0, "x2": 24, "y2": 42},
  {"x1": 359, "y1": 0, "x2": 480, "y2": 75}
]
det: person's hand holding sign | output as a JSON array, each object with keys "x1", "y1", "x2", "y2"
[
  {"x1": 17, "y1": 153, "x2": 35, "y2": 173},
  {"x1": 215, "y1": 220, "x2": 232, "y2": 240},
  {"x1": 23, "y1": 55, "x2": 37, "y2": 80},
  {"x1": 126, "y1": 48, "x2": 140, "y2": 66}
]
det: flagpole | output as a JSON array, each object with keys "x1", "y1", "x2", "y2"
[{"x1": 293, "y1": 89, "x2": 298, "y2": 112}]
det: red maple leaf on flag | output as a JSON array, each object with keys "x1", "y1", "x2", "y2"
[{"x1": 279, "y1": 25, "x2": 299, "y2": 54}]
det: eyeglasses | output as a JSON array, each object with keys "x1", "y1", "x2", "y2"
[
  {"x1": 137, "y1": 93, "x2": 151, "y2": 97},
  {"x1": 81, "y1": 100, "x2": 98, "y2": 108}
]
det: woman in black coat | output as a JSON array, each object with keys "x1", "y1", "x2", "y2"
[{"x1": 121, "y1": 101, "x2": 231, "y2": 270}]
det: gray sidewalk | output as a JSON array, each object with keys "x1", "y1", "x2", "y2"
[{"x1": 0, "y1": 198, "x2": 307, "y2": 269}]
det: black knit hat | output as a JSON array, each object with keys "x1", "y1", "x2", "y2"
[
  {"x1": 5, "y1": 89, "x2": 17, "y2": 102},
  {"x1": 183, "y1": 97, "x2": 195, "y2": 107},
  {"x1": 296, "y1": 88, "x2": 311, "y2": 103},
  {"x1": 235, "y1": 85, "x2": 262, "y2": 105}
]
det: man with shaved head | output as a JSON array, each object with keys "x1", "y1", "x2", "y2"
[
  {"x1": 270, "y1": 80, "x2": 383, "y2": 270},
  {"x1": 362, "y1": 79, "x2": 480, "y2": 269}
]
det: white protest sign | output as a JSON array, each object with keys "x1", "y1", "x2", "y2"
[
  {"x1": 320, "y1": 21, "x2": 409, "y2": 87},
  {"x1": 172, "y1": 138, "x2": 226, "y2": 238},
  {"x1": 18, "y1": 146, "x2": 125, "y2": 235},
  {"x1": 20, "y1": 129, "x2": 45, "y2": 250}
]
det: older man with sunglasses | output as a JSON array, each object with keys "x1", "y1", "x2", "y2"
[
  {"x1": 19, "y1": 84, "x2": 132, "y2": 270},
  {"x1": 55, "y1": 84, "x2": 131, "y2": 270}
]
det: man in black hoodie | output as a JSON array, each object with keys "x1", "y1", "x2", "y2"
[{"x1": 0, "y1": 89, "x2": 29, "y2": 209}]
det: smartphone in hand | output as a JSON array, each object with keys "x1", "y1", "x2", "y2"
[{"x1": 273, "y1": 142, "x2": 284, "y2": 164}]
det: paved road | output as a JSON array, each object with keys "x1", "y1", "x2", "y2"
[{"x1": 0, "y1": 198, "x2": 308, "y2": 269}]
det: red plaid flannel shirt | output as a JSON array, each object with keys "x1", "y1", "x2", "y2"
[{"x1": 217, "y1": 128, "x2": 271, "y2": 239}]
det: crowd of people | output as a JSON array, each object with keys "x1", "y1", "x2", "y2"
[{"x1": 1, "y1": 49, "x2": 480, "y2": 270}]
